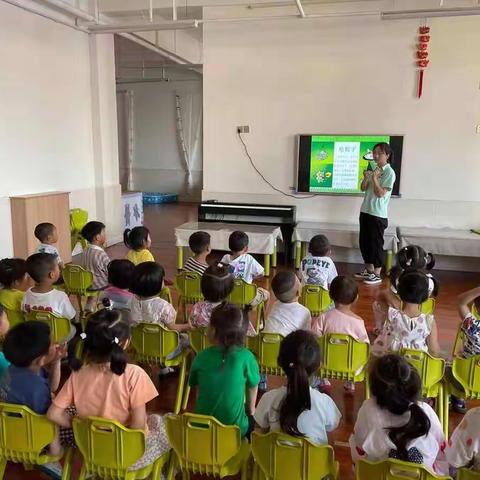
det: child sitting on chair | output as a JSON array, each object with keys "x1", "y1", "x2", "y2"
[
  {"x1": 99, "y1": 259, "x2": 135, "y2": 311},
  {"x1": 130, "y1": 262, "x2": 189, "y2": 333},
  {"x1": 221, "y1": 231, "x2": 270, "y2": 306},
  {"x1": 124, "y1": 226, "x2": 154, "y2": 266},
  {"x1": 188, "y1": 302, "x2": 260, "y2": 438},
  {"x1": 371, "y1": 269, "x2": 440, "y2": 358},
  {"x1": 189, "y1": 263, "x2": 234, "y2": 327},
  {"x1": 183, "y1": 231, "x2": 211, "y2": 275},
  {"x1": 0, "y1": 321, "x2": 66, "y2": 456},
  {"x1": 0, "y1": 258, "x2": 30, "y2": 312},
  {"x1": 264, "y1": 271, "x2": 311, "y2": 336},
  {"x1": 299, "y1": 235, "x2": 338, "y2": 289},
  {"x1": 350, "y1": 354, "x2": 447, "y2": 474},
  {"x1": 255, "y1": 330, "x2": 341, "y2": 443},
  {"x1": 313, "y1": 275, "x2": 369, "y2": 393},
  {"x1": 22, "y1": 253, "x2": 77, "y2": 327},
  {"x1": 34, "y1": 223, "x2": 63, "y2": 268},
  {"x1": 47, "y1": 310, "x2": 170, "y2": 472}
]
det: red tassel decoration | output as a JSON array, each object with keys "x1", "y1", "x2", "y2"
[{"x1": 418, "y1": 69, "x2": 424, "y2": 98}]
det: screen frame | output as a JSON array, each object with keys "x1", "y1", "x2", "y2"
[{"x1": 296, "y1": 134, "x2": 404, "y2": 197}]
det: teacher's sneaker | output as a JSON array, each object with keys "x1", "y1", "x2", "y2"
[
  {"x1": 364, "y1": 273, "x2": 382, "y2": 285},
  {"x1": 354, "y1": 269, "x2": 371, "y2": 280}
]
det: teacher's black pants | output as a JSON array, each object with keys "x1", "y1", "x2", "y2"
[{"x1": 359, "y1": 212, "x2": 388, "y2": 269}]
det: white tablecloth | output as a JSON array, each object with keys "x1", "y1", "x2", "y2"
[
  {"x1": 175, "y1": 222, "x2": 283, "y2": 255},
  {"x1": 398, "y1": 227, "x2": 480, "y2": 257},
  {"x1": 293, "y1": 221, "x2": 399, "y2": 252}
]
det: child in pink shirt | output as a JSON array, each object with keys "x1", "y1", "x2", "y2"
[{"x1": 313, "y1": 275, "x2": 369, "y2": 393}]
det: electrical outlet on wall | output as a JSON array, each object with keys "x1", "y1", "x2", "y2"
[{"x1": 237, "y1": 126, "x2": 250, "y2": 133}]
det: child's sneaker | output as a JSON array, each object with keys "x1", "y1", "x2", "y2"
[
  {"x1": 451, "y1": 396, "x2": 467, "y2": 414},
  {"x1": 343, "y1": 381, "x2": 355, "y2": 394},
  {"x1": 38, "y1": 462, "x2": 63, "y2": 480},
  {"x1": 159, "y1": 367, "x2": 175, "y2": 376},
  {"x1": 354, "y1": 269, "x2": 370, "y2": 280},
  {"x1": 317, "y1": 378, "x2": 331, "y2": 393},
  {"x1": 364, "y1": 273, "x2": 382, "y2": 285}
]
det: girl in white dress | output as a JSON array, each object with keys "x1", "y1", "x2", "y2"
[
  {"x1": 350, "y1": 354, "x2": 447, "y2": 475},
  {"x1": 371, "y1": 270, "x2": 440, "y2": 357}
]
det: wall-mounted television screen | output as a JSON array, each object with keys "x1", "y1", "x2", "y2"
[{"x1": 296, "y1": 134, "x2": 403, "y2": 196}]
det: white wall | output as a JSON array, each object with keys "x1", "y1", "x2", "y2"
[
  {"x1": 202, "y1": 6, "x2": 480, "y2": 230},
  {"x1": 117, "y1": 79, "x2": 203, "y2": 201},
  {"x1": 0, "y1": 2, "x2": 122, "y2": 257}
]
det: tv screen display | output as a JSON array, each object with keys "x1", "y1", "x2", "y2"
[{"x1": 296, "y1": 134, "x2": 403, "y2": 196}]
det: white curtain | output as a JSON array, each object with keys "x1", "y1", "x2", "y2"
[
  {"x1": 116, "y1": 90, "x2": 135, "y2": 191},
  {"x1": 175, "y1": 91, "x2": 202, "y2": 189}
]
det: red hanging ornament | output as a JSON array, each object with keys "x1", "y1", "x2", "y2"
[
  {"x1": 419, "y1": 26, "x2": 430, "y2": 34},
  {"x1": 417, "y1": 43, "x2": 428, "y2": 51},
  {"x1": 417, "y1": 59, "x2": 429, "y2": 68},
  {"x1": 415, "y1": 25, "x2": 431, "y2": 98},
  {"x1": 419, "y1": 35, "x2": 431, "y2": 43},
  {"x1": 416, "y1": 51, "x2": 428, "y2": 59}
]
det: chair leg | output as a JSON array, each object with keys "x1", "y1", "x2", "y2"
[
  {"x1": 241, "y1": 460, "x2": 248, "y2": 480},
  {"x1": 182, "y1": 384, "x2": 191, "y2": 411},
  {"x1": 264, "y1": 254, "x2": 270, "y2": 277},
  {"x1": 177, "y1": 247, "x2": 184, "y2": 270},
  {"x1": 364, "y1": 376, "x2": 370, "y2": 400},
  {"x1": 174, "y1": 356, "x2": 187, "y2": 414},
  {"x1": 78, "y1": 465, "x2": 87, "y2": 480},
  {"x1": 166, "y1": 453, "x2": 177, "y2": 480},
  {"x1": 443, "y1": 382, "x2": 450, "y2": 437},
  {"x1": 294, "y1": 242, "x2": 301, "y2": 269},
  {"x1": 61, "y1": 447, "x2": 74, "y2": 480},
  {"x1": 0, "y1": 457, "x2": 7, "y2": 479}
]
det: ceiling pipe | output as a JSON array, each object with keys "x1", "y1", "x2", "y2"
[
  {"x1": 381, "y1": 6, "x2": 480, "y2": 19},
  {"x1": 118, "y1": 64, "x2": 203, "y2": 69},
  {"x1": 294, "y1": 0, "x2": 306, "y2": 17},
  {"x1": 38, "y1": 0, "x2": 96, "y2": 22},
  {"x1": 3, "y1": 0, "x2": 89, "y2": 31},
  {"x1": 86, "y1": 19, "x2": 198, "y2": 33}
]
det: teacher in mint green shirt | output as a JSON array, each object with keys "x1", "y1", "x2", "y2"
[{"x1": 355, "y1": 143, "x2": 396, "y2": 286}]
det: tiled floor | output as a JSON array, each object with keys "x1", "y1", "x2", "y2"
[{"x1": 8, "y1": 203, "x2": 480, "y2": 479}]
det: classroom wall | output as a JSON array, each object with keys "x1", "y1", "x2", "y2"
[
  {"x1": 116, "y1": 79, "x2": 203, "y2": 201},
  {"x1": 0, "y1": 2, "x2": 121, "y2": 258},
  {"x1": 202, "y1": 5, "x2": 480, "y2": 230}
]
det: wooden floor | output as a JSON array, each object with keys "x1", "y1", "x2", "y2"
[{"x1": 8, "y1": 203, "x2": 480, "y2": 479}]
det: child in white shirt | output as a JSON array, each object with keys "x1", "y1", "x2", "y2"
[
  {"x1": 255, "y1": 330, "x2": 341, "y2": 444},
  {"x1": 264, "y1": 271, "x2": 311, "y2": 336},
  {"x1": 371, "y1": 270, "x2": 440, "y2": 357},
  {"x1": 350, "y1": 354, "x2": 447, "y2": 475},
  {"x1": 34, "y1": 223, "x2": 63, "y2": 268},
  {"x1": 300, "y1": 234, "x2": 337, "y2": 289},
  {"x1": 221, "y1": 231, "x2": 270, "y2": 306}
]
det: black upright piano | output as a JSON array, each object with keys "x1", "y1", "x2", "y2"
[{"x1": 198, "y1": 201, "x2": 296, "y2": 263}]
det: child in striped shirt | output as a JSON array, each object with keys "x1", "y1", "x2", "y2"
[{"x1": 183, "y1": 231, "x2": 211, "y2": 275}]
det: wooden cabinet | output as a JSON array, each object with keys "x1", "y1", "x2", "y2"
[{"x1": 10, "y1": 191, "x2": 71, "y2": 262}]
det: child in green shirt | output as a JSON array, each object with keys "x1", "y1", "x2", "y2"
[{"x1": 188, "y1": 302, "x2": 260, "y2": 437}]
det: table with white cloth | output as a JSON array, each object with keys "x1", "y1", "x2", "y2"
[
  {"x1": 292, "y1": 221, "x2": 399, "y2": 270},
  {"x1": 174, "y1": 222, "x2": 283, "y2": 276},
  {"x1": 398, "y1": 227, "x2": 480, "y2": 257}
]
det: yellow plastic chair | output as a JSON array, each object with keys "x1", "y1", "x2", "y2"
[
  {"x1": 175, "y1": 271, "x2": 204, "y2": 321},
  {"x1": 70, "y1": 208, "x2": 88, "y2": 251},
  {"x1": 159, "y1": 286, "x2": 173, "y2": 305},
  {"x1": 420, "y1": 298, "x2": 436, "y2": 315},
  {"x1": 318, "y1": 334, "x2": 370, "y2": 399},
  {"x1": 299, "y1": 285, "x2": 332, "y2": 316},
  {"x1": 62, "y1": 264, "x2": 99, "y2": 317},
  {"x1": 458, "y1": 468, "x2": 480, "y2": 480},
  {"x1": 251, "y1": 431, "x2": 339, "y2": 480},
  {"x1": 73, "y1": 416, "x2": 170, "y2": 480},
  {"x1": 3, "y1": 308, "x2": 24, "y2": 328},
  {"x1": 130, "y1": 323, "x2": 187, "y2": 414},
  {"x1": 400, "y1": 349, "x2": 448, "y2": 436},
  {"x1": 356, "y1": 458, "x2": 452, "y2": 479},
  {"x1": 472, "y1": 303, "x2": 480, "y2": 319},
  {"x1": 228, "y1": 279, "x2": 266, "y2": 333},
  {"x1": 165, "y1": 413, "x2": 251, "y2": 480},
  {"x1": 0, "y1": 402, "x2": 73, "y2": 480},
  {"x1": 449, "y1": 354, "x2": 480, "y2": 401},
  {"x1": 247, "y1": 332, "x2": 284, "y2": 376},
  {"x1": 25, "y1": 309, "x2": 73, "y2": 344}
]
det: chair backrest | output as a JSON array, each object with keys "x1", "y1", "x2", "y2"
[
  {"x1": 24, "y1": 309, "x2": 72, "y2": 344},
  {"x1": 70, "y1": 208, "x2": 88, "y2": 233},
  {"x1": 175, "y1": 272, "x2": 204, "y2": 303},
  {"x1": 228, "y1": 279, "x2": 257, "y2": 307},
  {"x1": 0, "y1": 402, "x2": 57, "y2": 464},
  {"x1": 252, "y1": 431, "x2": 338, "y2": 480},
  {"x1": 356, "y1": 458, "x2": 452, "y2": 479},
  {"x1": 420, "y1": 298, "x2": 436, "y2": 315},
  {"x1": 400, "y1": 349, "x2": 445, "y2": 395},
  {"x1": 131, "y1": 322, "x2": 179, "y2": 365},
  {"x1": 248, "y1": 333, "x2": 284, "y2": 376},
  {"x1": 299, "y1": 285, "x2": 332, "y2": 316},
  {"x1": 472, "y1": 303, "x2": 480, "y2": 319},
  {"x1": 458, "y1": 468, "x2": 480, "y2": 480},
  {"x1": 73, "y1": 416, "x2": 145, "y2": 476},
  {"x1": 452, "y1": 355, "x2": 480, "y2": 400},
  {"x1": 165, "y1": 413, "x2": 243, "y2": 476},
  {"x1": 318, "y1": 334, "x2": 370, "y2": 382},
  {"x1": 4, "y1": 308, "x2": 24, "y2": 328},
  {"x1": 189, "y1": 327, "x2": 211, "y2": 353},
  {"x1": 63, "y1": 264, "x2": 94, "y2": 295},
  {"x1": 159, "y1": 286, "x2": 173, "y2": 304}
]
